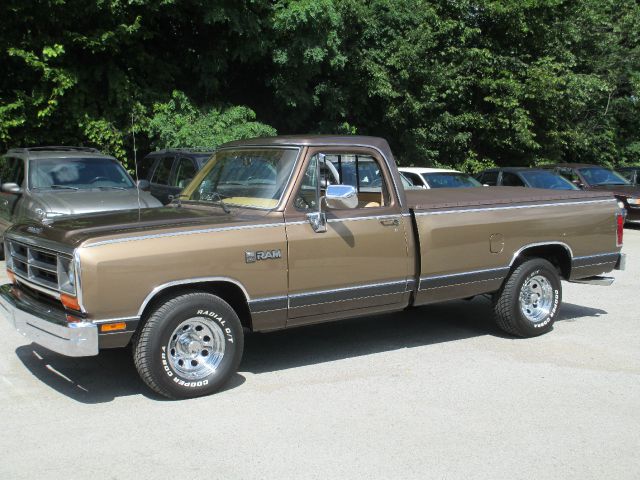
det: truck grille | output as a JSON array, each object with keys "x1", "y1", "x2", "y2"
[{"x1": 5, "y1": 239, "x2": 75, "y2": 295}]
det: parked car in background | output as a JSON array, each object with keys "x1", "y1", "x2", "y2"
[
  {"x1": 399, "y1": 167, "x2": 482, "y2": 189},
  {"x1": 475, "y1": 167, "x2": 579, "y2": 190},
  {"x1": 0, "y1": 146, "x2": 161, "y2": 242},
  {"x1": 398, "y1": 172, "x2": 423, "y2": 190},
  {"x1": 544, "y1": 163, "x2": 640, "y2": 224},
  {"x1": 138, "y1": 149, "x2": 214, "y2": 204},
  {"x1": 616, "y1": 166, "x2": 640, "y2": 185}
]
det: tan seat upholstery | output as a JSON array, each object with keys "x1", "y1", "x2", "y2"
[{"x1": 357, "y1": 191, "x2": 383, "y2": 208}]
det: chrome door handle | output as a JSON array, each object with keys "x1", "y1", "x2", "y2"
[{"x1": 380, "y1": 218, "x2": 399, "y2": 227}]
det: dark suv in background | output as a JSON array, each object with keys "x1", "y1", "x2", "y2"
[
  {"x1": 0, "y1": 146, "x2": 161, "y2": 241},
  {"x1": 616, "y1": 166, "x2": 640, "y2": 185},
  {"x1": 138, "y1": 149, "x2": 214, "y2": 204},
  {"x1": 545, "y1": 163, "x2": 640, "y2": 224}
]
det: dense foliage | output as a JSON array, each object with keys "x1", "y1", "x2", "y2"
[{"x1": 1, "y1": 0, "x2": 638, "y2": 171}]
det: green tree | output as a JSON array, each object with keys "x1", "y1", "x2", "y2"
[
  {"x1": 145, "y1": 91, "x2": 276, "y2": 149},
  {"x1": 0, "y1": 0, "x2": 638, "y2": 170}
]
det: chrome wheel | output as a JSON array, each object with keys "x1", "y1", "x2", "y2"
[
  {"x1": 167, "y1": 317, "x2": 226, "y2": 380},
  {"x1": 519, "y1": 274, "x2": 553, "y2": 323}
]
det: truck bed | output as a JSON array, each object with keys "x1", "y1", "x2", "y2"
[{"x1": 405, "y1": 186, "x2": 619, "y2": 306}]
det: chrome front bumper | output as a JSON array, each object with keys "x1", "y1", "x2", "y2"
[{"x1": 0, "y1": 283, "x2": 98, "y2": 357}]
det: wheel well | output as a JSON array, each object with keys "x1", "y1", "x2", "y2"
[
  {"x1": 513, "y1": 244, "x2": 571, "y2": 279},
  {"x1": 140, "y1": 281, "x2": 253, "y2": 331}
]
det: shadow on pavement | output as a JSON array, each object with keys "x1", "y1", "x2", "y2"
[
  {"x1": 556, "y1": 302, "x2": 607, "y2": 322},
  {"x1": 14, "y1": 297, "x2": 606, "y2": 403},
  {"x1": 14, "y1": 344, "x2": 246, "y2": 403},
  {"x1": 241, "y1": 297, "x2": 607, "y2": 374}
]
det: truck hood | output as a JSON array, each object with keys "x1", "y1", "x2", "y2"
[
  {"x1": 35, "y1": 188, "x2": 162, "y2": 215},
  {"x1": 7, "y1": 204, "x2": 278, "y2": 250}
]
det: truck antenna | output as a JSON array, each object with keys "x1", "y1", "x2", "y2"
[{"x1": 131, "y1": 111, "x2": 141, "y2": 219}]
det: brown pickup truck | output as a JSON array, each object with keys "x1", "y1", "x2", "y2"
[{"x1": 0, "y1": 136, "x2": 627, "y2": 399}]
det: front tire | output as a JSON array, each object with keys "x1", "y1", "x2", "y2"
[
  {"x1": 493, "y1": 258, "x2": 562, "y2": 337},
  {"x1": 133, "y1": 292, "x2": 244, "y2": 399}
]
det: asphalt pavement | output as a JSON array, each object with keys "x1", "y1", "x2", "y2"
[{"x1": 1, "y1": 228, "x2": 639, "y2": 479}]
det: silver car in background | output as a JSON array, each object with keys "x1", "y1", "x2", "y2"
[{"x1": 0, "y1": 146, "x2": 161, "y2": 243}]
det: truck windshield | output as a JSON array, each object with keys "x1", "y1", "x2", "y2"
[
  {"x1": 29, "y1": 157, "x2": 135, "y2": 190},
  {"x1": 184, "y1": 148, "x2": 299, "y2": 209}
]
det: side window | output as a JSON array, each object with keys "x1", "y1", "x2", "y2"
[
  {"x1": 557, "y1": 168, "x2": 578, "y2": 183},
  {"x1": 480, "y1": 171, "x2": 498, "y2": 186},
  {"x1": 152, "y1": 156, "x2": 174, "y2": 185},
  {"x1": 617, "y1": 169, "x2": 636, "y2": 183},
  {"x1": 137, "y1": 156, "x2": 158, "y2": 180},
  {"x1": 14, "y1": 158, "x2": 25, "y2": 185},
  {"x1": 325, "y1": 153, "x2": 390, "y2": 206},
  {"x1": 293, "y1": 152, "x2": 390, "y2": 211},
  {"x1": 293, "y1": 154, "x2": 319, "y2": 211},
  {"x1": 403, "y1": 172, "x2": 423, "y2": 187},
  {"x1": 173, "y1": 158, "x2": 197, "y2": 188},
  {"x1": 501, "y1": 172, "x2": 525, "y2": 187},
  {"x1": 0, "y1": 157, "x2": 24, "y2": 185},
  {"x1": 618, "y1": 171, "x2": 631, "y2": 181}
]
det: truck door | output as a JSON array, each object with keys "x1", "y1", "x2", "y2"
[
  {"x1": 284, "y1": 148, "x2": 411, "y2": 325},
  {"x1": 150, "y1": 155, "x2": 176, "y2": 204}
]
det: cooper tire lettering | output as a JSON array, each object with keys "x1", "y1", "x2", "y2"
[{"x1": 133, "y1": 292, "x2": 244, "y2": 399}]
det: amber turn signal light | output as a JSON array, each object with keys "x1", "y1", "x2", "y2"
[
  {"x1": 6, "y1": 270, "x2": 16, "y2": 284},
  {"x1": 60, "y1": 293, "x2": 81, "y2": 311},
  {"x1": 100, "y1": 322, "x2": 127, "y2": 332}
]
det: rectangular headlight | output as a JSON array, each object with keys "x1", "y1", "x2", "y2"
[
  {"x1": 57, "y1": 256, "x2": 76, "y2": 295},
  {"x1": 4, "y1": 242, "x2": 13, "y2": 271}
]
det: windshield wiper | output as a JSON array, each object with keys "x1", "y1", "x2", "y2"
[
  {"x1": 178, "y1": 193, "x2": 230, "y2": 213},
  {"x1": 207, "y1": 192, "x2": 230, "y2": 214},
  {"x1": 95, "y1": 185, "x2": 128, "y2": 190},
  {"x1": 49, "y1": 185, "x2": 79, "y2": 190}
]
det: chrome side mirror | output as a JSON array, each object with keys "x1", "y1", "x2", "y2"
[
  {"x1": 1, "y1": 182, "x2": 23, "y2": 194},
  {"x1": 137, "y1": 179, "x2": 151, "y2": 191},
  {"x1": 306, "y1": 153, "x2": 328, "y2": 233},
  {"x1": 306, "y1": 211, "x2": 326, "y2": 233},
  {"x1": 325, "y1": 184, "x2": 358, "y2": 209}
]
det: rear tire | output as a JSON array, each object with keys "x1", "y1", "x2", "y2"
[
  {"x1": 133, "y1": 292, "x2": 244, "y2": 399},
  {"x1": 493, "y1": 258, "x2": 561, "y2": 337}
]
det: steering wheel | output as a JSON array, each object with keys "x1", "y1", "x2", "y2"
[{"x1": 88, "y1": 176, "x2": 110, "y2": 183}]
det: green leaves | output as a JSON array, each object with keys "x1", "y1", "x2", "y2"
[
  {"x1": 7, "y1": 44, "x2": 76, "y2": 120},
  {"x1": 145, "y1": 91, "x2": 276, "y2": 150},
  {"x1": 0, "y1": 0, "x2": 637, "y2": 169}
]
